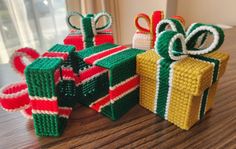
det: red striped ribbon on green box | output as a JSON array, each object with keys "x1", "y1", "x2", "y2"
[
  {"x1": 25, "y1": 44, "x2": 76, "y2": 136},
  {"x1": 77, "y1": 43, "x2": 144, "y2": 120}
]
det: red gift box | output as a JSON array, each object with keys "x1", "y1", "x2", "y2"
[
  {"x1": 64, "y1": 12, "x2": 114, "y2": 51},
  {"x1": 64, "y1": 29, "x2": 114, "y2": 51}
]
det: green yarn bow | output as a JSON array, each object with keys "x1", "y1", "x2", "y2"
[
  {"x1": 155, "y1": 18, "x2": 224, "y2": 61},
  {"x1": 67, "y1": 11, "x2": 112, "y2": 38}
]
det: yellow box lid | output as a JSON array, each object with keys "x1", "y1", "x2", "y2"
[{"x1": 137, "y1": 50, "x2": 229, "y2": 96}]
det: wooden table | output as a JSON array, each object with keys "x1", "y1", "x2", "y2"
[{"x1": 0, "y1": 28, "x2": 236, "y2": 149}]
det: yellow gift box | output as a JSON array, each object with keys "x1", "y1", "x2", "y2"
[
  {"x1": 136, "y1": 19, "x2": 229, "y2": 130},
  {"x1": 137, "y1": 50, "x2": 229, "y2": 129}
]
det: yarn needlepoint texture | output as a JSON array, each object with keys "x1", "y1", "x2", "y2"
[
  {"x1": 25, "y1": 44, "x2": 78, "y2": 136},
  {"x1": 132, "y1": 10, "x2": 185, "y2": 50},
  {"x1": 64, "y1": 11, "x2": 114, "y2": 51},
  {"x1": 0, "y1": 47, "x2": 40, "y2": 119},
  {"x1": 137, "y1": 18, "x2": 229, "y2": 130},
  {"x1": 76, "y1": 43, "x2": 144, "y2": 121}
]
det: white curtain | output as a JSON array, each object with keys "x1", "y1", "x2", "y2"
[
  {"x1": 0, "y1": 0, "x2": 119, "y2": 64},
  {"x1": 5, "y1": 0, "x2": 36, "y2": 47},
  {"x1": 0, "y1": 31, "x2": 8, "y2": 63},
  {"x1": 0, "y1": 0, "x2": 68, "y2": 64}
]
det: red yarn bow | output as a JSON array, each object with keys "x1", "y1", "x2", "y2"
[{"x1": 0, "y1": 48, "x2": 40, "y2": 119}]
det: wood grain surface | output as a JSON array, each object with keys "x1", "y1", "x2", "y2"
[{"x1": 0, "y1": 28, "x2": 236, "y2": 149}]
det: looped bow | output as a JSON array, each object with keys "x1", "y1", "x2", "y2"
[
  {"x1": 155, "y1": 18, "x2": 224, "y2": 61},
  {"x1": 135, "y1": 10, "x2": 185, "y2": 47},
  {"x1": 0, "y1": 48, "x2": 40, "y2": 119},
  {"x1": 67, "y1": 11, "x2": 112, "y2": 37}
]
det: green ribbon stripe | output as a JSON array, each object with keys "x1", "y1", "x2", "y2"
[
  {"x1": 199, "y1": 88, "x2": 209, "y2": 119},
  {"x1": 82, "y1": 17, "x2": 95, "y2": 38},
  {"x1": 67, "y1": 12, "x2": 112, "y2": 49},
  {"x1": 155, "y1": 59, "x2": 173, "y2": 118},
  {"x1": 81, "y1": 17, "x2": 95, "y2": 47},
  {"x1": 192, "y1": 55, "x2": 220, "y2": 119},
  {"x1": 193, "y1": 55, "x2": 220, "y2": 83},
  {"x1": 153, "y1": 18, "x2": 224, "y2": 120},
  {"x1": 155, "y1": 56, "x2": 220, "y2": 120}
]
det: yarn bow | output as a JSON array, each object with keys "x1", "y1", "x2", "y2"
[
  {"x1": 0, "y1": 48, "x2": 40, "y2": 119},
  {"x1": 135, "y1": 11, "x2": 185, "y2": 47},
  {"x1": 155, "y1": 18, "x2": 224, "y2": 61},
  {"x1": 67, "y1": 11, "x2": 112, "y2": 38}
]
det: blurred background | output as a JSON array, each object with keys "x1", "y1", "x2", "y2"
[{"x1": 0, "y1": 0, "x2": 235, "y2": 64}]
